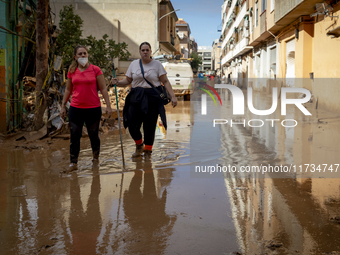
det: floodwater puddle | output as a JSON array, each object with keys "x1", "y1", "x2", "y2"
[{"x1": 0, "y1": 96, "x2": 340, "y2": 254}]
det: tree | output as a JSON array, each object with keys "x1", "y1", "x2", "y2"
[
  {"x1": 190, "y1": 52, "x2": 202, "y2": 72},
  {"x1": 56, "y1": 5, "x2": 131, "y2": 75},
  {"x1": 34, "y1": 0, "x2": 49, "y2": 130},
  {"x1": 55, "y1": 5, "x2": 84, "y2": 67},
  {"x1": 84, "y1": 34, "x2": 130, "y2": 76}
]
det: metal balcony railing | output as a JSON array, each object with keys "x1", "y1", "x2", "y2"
[{"x1": 275, "y1": 0, "x2": 304, "y2": 23}]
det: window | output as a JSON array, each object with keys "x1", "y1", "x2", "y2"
[
  {"x1": 262, "y1": 0, "x2": 267, "y2": 13},
  {"x1": 255, "y1": 2, "x2": 258, "y2": 27},
  {"x1": 269, "y1": 46, "x2": 276, "y2": 78},
  {"x1": 270, "y1": 0, "x2": 274, "y2": 12},
  {"x1": 203, "y1": 52, "x2": 211, "y2": 57}
]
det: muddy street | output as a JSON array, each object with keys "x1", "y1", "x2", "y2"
[{"x1": 0, "y1": 93, "x2": 340, "y2": 254}]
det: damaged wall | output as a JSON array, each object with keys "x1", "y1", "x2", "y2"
[
  {"x1": 0, "y1": 49, "x2": 6, "y2": 134},
  {"x1": 0, "y1": 2, "x2": 7, "y2": 134},
  {"x1": 0, "y1": 1, "x2": 23, "y2": 134}
]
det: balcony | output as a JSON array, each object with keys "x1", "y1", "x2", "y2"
[
  {"x1": 275, "y1": 0, "x2": 304, "y2": 23},
  {"x1": 221, "y1": 36, "x2": 252, "y2": 65},
  {"x1": 222, "y1": 0, "x2": 238, "y2": 35},
  {"x1": 273, "y1": 0, "x2": 325, "y2": 32},
  {"x1": 222, "y1": 2, "x2": 247, "y2": 49}
]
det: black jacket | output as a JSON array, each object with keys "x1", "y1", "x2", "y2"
[{"x1": 123, "y1": 87, "x2": 167, "y2": 130}]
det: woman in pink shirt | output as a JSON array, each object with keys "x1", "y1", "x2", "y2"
[{"x1": 60, "y1": 45, "x2": 112, "y2": 171}]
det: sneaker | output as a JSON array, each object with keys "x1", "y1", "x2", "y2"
[
  {"x1": 144, "y1": 150, "x2": 152, "y2": 160},
  {"x1": 132, "y1": 144, "x2": 144, "y2": 158},
  {"x1": 68, "y1": 163, "x2": 78, "y2": 172}
]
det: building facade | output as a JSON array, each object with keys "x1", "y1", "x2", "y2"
[
  {"x1": 197, "y1": 46, "x2": 212, "y2": 72},
  {"x1": 176, "y1": 18, "x2": 191, "y2": 58},
  {"x1": 190, "y1": 36, "x2": 198, "y2": 53},
  {"x1": 159, "y1": 0, "x2": 179, "y2": 55},
  {"x1": 52, "y1": 0, "x2": 179, "y2": 73},
  {"x1": 220, "y1": 0, "x2": 340, "y2": 111},
  {"x1": 212, "y1": 38, "x2": 223, "y2": 75}
]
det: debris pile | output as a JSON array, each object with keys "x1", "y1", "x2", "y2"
[
  {"x1": 101, "y1": 86, "x2": 130, "y2": 111},
  {"x1": 23, "y1": 76, "x2": 36, "y2": 88}
]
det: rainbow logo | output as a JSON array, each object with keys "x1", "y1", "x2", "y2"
[{"x1": 199, "y1": 83, "x2": 222, "y2": 106}]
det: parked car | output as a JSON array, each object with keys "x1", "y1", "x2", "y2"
[{"x1": 162, "y1": 61, "x2": 194, "y2": 100}]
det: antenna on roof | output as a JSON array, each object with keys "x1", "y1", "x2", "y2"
[{"x1": 310, "y1": 2, "x2": 339, "y2": 18}]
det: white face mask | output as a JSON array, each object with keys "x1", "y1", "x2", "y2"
[{"x1": 77, "y1": 57, "x2": 88, "y2": 67}]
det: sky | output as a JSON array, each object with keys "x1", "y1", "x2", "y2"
[{"x1": 171, "y1": 0, "x2": 223, "y2": 48}]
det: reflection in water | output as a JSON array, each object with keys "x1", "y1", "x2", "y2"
[
  {"x1": 69, "y1": 167, "x2": 102, "y2": 254},
  {"x1": 213, "y1": 85, "x2": 340, "y2": 254},
  {"x1": 2, "y1": 96, "x2": 340, "y2": 254},
  {"x1": 122, "y1": 161, "x2": 177, "y2": 254},
  {"x1": 224, "y1": 174, "x2": 340, "y2": 254}
]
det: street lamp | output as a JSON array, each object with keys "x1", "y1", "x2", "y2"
[{"x1": 159, "y1": 9, "x2": 180, "y2": 21}]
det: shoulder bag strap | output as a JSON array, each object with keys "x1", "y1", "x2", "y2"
[{"x1": 139, "y1": 59, "x2": 166, "y2": 99}]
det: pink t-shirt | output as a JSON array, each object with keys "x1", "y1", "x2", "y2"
[{"x1": 67, "y1": 64, "x2": 103, "y2": 108}]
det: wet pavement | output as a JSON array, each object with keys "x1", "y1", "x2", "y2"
[{"x1": 0, "y1": 89, "x2": 340, "y2": 254}]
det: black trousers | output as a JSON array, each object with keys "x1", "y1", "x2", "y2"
[
  {"x1": 69, "y1": 106, "x2": 102, "y2": 163},
  {"x1": 128, "y1": 90, "x2": 159, "y2": 146}
]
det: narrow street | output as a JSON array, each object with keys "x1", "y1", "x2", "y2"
[{"x1": 0, "y1": 89, "x2": 340, "y2": 254}]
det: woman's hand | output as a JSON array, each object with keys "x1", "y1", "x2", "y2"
[
  {"x1": 106, "y1": 105, "x2": 113, "y2": 118},
  {"x1": 171, "y1": 96, "x2": 178, "y2": 108},
  {"x1": 60, "y1": 106, "x2": 66, "y2": 119},
  {"x1": 111, "y1": 78, "x2": 119, "y2": 85}
]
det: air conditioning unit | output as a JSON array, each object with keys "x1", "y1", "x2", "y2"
[
  {"x1": 244, "y1": 20, "x2": 249, "y2": 28},
  {"x1": 244, "y1": 29, "x2": 249, "y2": 37}
]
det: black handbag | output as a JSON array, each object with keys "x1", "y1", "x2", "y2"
[{"x1": 139, "y1": 59, "x2": 171, "y2": 105}]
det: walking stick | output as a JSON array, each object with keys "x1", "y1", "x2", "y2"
[{"x1": 113, "y1": 63, "x2": 126, "y2": 169}]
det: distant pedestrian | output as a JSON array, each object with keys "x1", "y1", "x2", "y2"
[
  {"x1": 60, "y1": 45, "x2": 112, "y2": 171},
  {"x1": 111, "y1": 42, "x2": 177, "y2": 160},
  {"x1": 221, "y1": 72, "x2": 226, "y2": 83},
  {"x1": 227, "y1": 72, "x2": 232, "y2": 84},
  {"x1": 198, "y1": 71, "x2": 204, "y2": 79}
]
